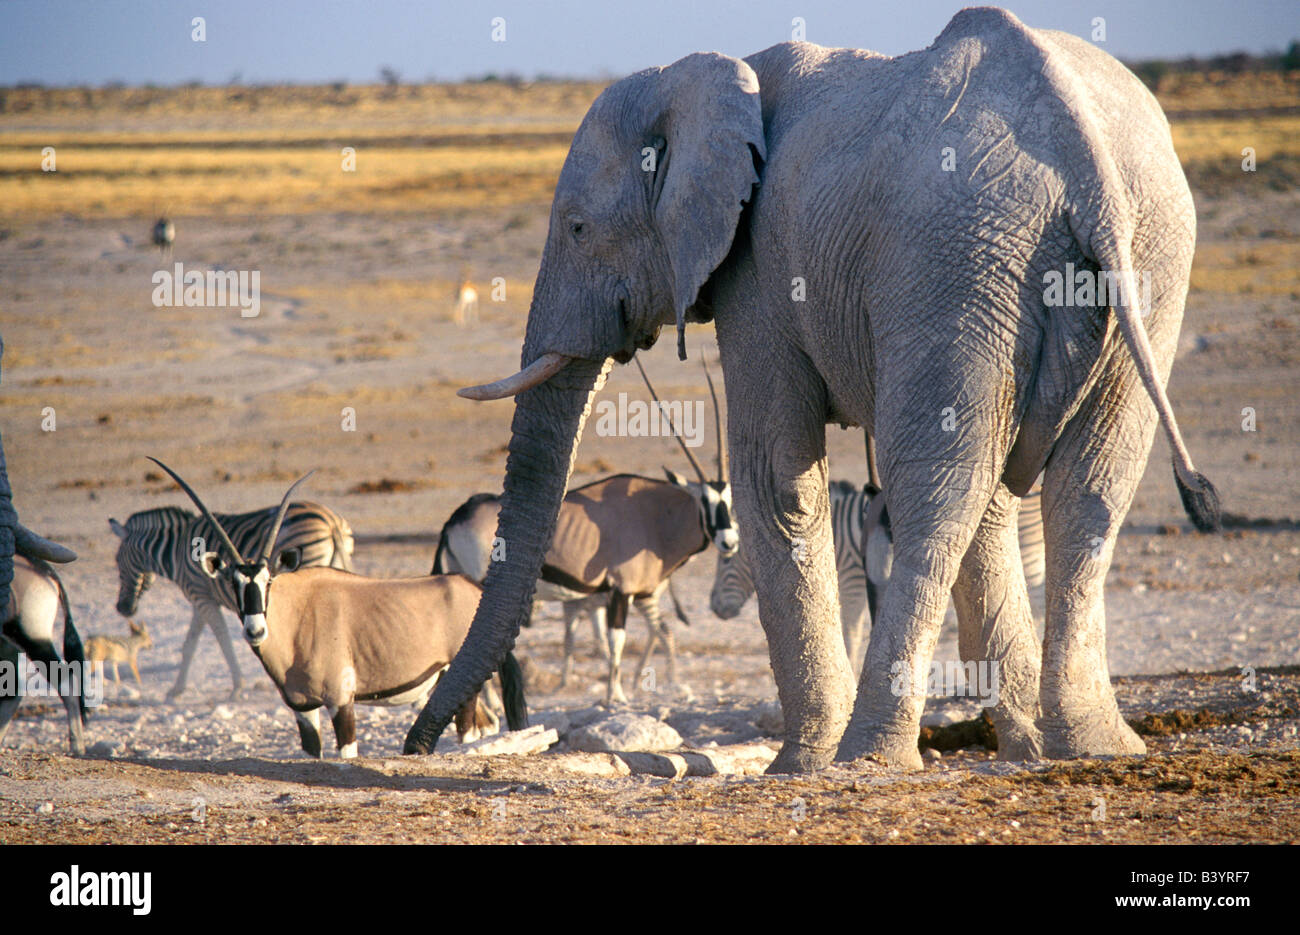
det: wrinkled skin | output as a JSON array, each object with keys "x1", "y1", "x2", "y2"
[{"x1": 407, "y1": 9, "x2": 1213, "y2": 773}]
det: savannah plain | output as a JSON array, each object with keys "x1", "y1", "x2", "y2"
[{"x1": 0, "y1": 69, "x2": 1298, "y2": 844}]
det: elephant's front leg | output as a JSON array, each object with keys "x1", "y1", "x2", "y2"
[{"x1": 728, "y1": 408, "x2": 854, "y2": 773}]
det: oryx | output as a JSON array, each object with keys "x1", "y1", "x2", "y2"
[{"x1": 149, "y1": 459, "x2": 525, "y2": 758}]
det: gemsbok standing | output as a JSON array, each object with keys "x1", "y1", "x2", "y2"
[
  {"x1": 433, "y1": 491, "x2": 694, "y2": 695},
  {"x1": 111, "y1": 496, "x2": 354, "y2": 701},
  {"x1": 149, "y1": 459, "x2": 524, "y2": 758},
  {"x1": 1, "y1": 550, "x2": 87, "y2": 755},
  {"x1": 435, "y1": 360, "x2": 737, "y2": 704}
]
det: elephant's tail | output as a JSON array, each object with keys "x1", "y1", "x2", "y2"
[
  {"x1": 1090, "y1": 238, "x2": 1220, "y2": 533},
  {"x1": 1059, "y1": 82, "x2": 1221, "y2": 533}
]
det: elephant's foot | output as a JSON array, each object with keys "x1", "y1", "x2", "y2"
[
  {"x1": 988, "y1": 706, "x2": 1043, "y2": 762},
  {"x1": 835, "y1": 727, "x2": 924, "y2": 771},
  {"x1": 1041, "y1": 708, "x2": 1146, "y2": 759},
  {"x1": 766, "y1": 739, "x2": 836, "y2": 775}
]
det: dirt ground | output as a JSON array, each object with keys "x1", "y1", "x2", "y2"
[{"x1": 0, "y1": 74, "x2": 1297, "y2": 844}]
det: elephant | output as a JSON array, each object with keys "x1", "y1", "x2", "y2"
[{"x1": 405, "y1": 7, "x2": 1219, "y2": 773}]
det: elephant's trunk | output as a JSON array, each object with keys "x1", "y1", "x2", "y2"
[{"x1": 404, "y1": 356, "x2": 610, "y2": 753}]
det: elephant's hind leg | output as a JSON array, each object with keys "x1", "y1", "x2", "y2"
[
  {"x1": 838, "y1": 349, "x2": 1018, "y2": 769},
  {"x1": 950, "y1": 483, "x2": 1043, "y2": 760},
  {"x1": 1038, "y1": 391, "x2": 1153, "y2": 759}
]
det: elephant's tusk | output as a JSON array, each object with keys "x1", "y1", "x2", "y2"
[
  {"x1": 14, "y1": 525, "x2": 77, "y2": 563},
  {"x1": 458, "y1": 352, "x2": 572, "y2": 401}
]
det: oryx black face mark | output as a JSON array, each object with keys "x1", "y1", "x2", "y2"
[
  {"x1": 700, "y1": 480, "x2": 738, "y2": 557},
  {"x1": 229, "y1": 562, "x2": 272, "y2": 646}
]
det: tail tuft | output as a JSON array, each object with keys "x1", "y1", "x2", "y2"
[
  {"x1": 499, "y1": 651, "x2": 529, "y2": 731},
  {"x1": 1175, "y1": 464, "x2": 1221, "y2": 533}
]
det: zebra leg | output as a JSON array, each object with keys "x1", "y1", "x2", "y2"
[
  {"x1": 950, "y1": 483, "x2": 1043, "y2": 760},
  {"x1": 166, "y1": 604, "x2": 209, "y2": 700},
  {"x1": 295, "y1": 707, "x2": 323, "y2": 757},
  {"x1": 589, "y1": 602, "x2": 609, "y2": 659},
  {"x1": 201, "y1": 602, "x2": 244, "y2": 699},
  {"x1": 560, "y1": 600, "x2": 581, "y2": 687},
  {"x1": 329, "y1": 703, "x2": 357, "y2": 759},
  {"x1": 841, "y1": 595, "x2": 868, "y2": 679},
  {"x1": 632, "y1": 593, "x2": 676, "y2": 692},
  {"x1": 605, "y1": 592, "x2": 630, "y2": 706}
]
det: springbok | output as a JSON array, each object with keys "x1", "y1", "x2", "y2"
[
  {"x1": 453, "y1": 280, "x2": 479, "y2": 328},
  {"x1": 148, "y1": 459, "x2": 525, "y2": 758},
  {"x1": 1, "y1": 551, "x2": 87, "y2": 755}
]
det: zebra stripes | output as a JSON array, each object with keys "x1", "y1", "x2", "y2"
[
  {"x1": 710, "y1": 480, "x2": 873, "y2": 666},
  {"x1": 710, "y1": 480, "x2": 1045, "y2": 672},
  {"x1": 110, "y1": 501, "x2": 353, "y2": 698}
]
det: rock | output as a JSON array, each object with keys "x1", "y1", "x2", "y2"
[
  {"x1": 88, "y1": 740, "x2": 125, "y2": 757},
  {"x1": 617, "y1": 752, "x2": 689, "y2": 779},
  {"x1": 568, "y1": 712, "x2": 684, "y2": 753},
  {"x1": 212, "y1": 705, "x2": 236, "y2": 720},
  {"x1": 36, "y1": 801, "x2": 54, "y2": 815},
  {"x1": 517, "y1": 655, "x2": 562, "y2": 695},
  {"x1": 546, "y1": 752, "x2": 631, "y2": 778},
  {"x1": 229, "y1": 732, "x2": 254, "y2": 745},
  {"x1": 752, "y1": 701, "x2": 783, "y2": 736},
  {"x1": 681, "y1": 743, "x2": 778, "y2": 776},
  {"x1": 563, "y1": 705, "x2": 609, "y2": 730},
  {"x1": 462, "y1": 725, "x2": 558, "y2": 757},
  {"x1": 529, "y1": 709, "x2": 571, "y2": 738},
  {"x1": 923, "y1": 747, "x2": 942, "y2": 762}
]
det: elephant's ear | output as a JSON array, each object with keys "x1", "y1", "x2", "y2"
[{"x1": 651, "y1": 53, "x2": 765, "y2": 360}]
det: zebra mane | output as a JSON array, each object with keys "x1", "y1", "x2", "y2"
[{"x1": 123, "y1": 505, "x2": 195, "y2": 531}]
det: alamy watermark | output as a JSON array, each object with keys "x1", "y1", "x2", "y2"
[
  {"x1": 593, "y1": 394, "x2": 706, "y2": 447},
  {"x1": 0, "y1": 654, "x2": 104, "y2": 707},
  {"x1": 151, "y1": 262, "x2": 261, "y2": 318},
  {"x1": 890, "y1": 659, "x2": 1000, "y2": 708},
  {"x1": 1042, "y1": 263, "x2": 1151, "y2": 316}
]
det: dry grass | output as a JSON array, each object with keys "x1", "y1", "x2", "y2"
[{"x1": 0, "y1": 73, "x2": 1294, "y2": 221}]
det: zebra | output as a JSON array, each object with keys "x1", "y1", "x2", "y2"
[
  {"x1": 711, "y1": 480, "x2": 1045, "y2": 674},
  {"x1": 109, "y1": 500, "x2": 354, "y2": 701}
]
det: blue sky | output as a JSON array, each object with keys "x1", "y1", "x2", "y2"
[{"x1": 1, "y1": 0, "x2": 1296, "y2": 86}]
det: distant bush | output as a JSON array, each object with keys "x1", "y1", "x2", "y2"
[{"x1": 1126, "y1": 42, "x2": 1300, "y2": 89}]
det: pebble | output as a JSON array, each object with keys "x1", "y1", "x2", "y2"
[{"x1": 36, "y1": 801, "x2": 54, "y2": 815}]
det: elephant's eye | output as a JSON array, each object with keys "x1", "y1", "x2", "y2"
[{"x1": 571, "y1": 221, "x2": 585, "y2": 236}]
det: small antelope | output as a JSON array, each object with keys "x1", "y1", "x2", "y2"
[
  {"x1": 453, "y1": 280, "x2": 479, "y2": 328},
  {"x1": 85, "y1": 621, "x2": 153, "y2": 686},
  {"x1": 148, "y1": 458, "x2": 525, "y2": 758}
]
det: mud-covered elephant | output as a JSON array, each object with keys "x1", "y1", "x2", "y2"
[{"x1": 406, "y1": 8, "x2": 1219, "y2": 772}]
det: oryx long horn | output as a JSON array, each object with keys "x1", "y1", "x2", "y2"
[
  {"x1": 260, "y1": 470, "x2": 316, "y2": 565},
  {"x1": 702, "y1": 357, "x2": 727, "y2": 482},
  {"x1": 148, "y1": 457, "x2": 244, "y2": 564},
  {"x1": 633, "y1": 355, "x2": 708, "y2": 485}
]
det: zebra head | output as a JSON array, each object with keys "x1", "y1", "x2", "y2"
[
  {"x1": 109, "y1": 516, "x2": 158, "y2": 616},
  {"x1": 148, "y1": 458, "x2": 313, "y2": 648},
  {"x1": 709, "y1": 543, "x2": 754, "y2": 619}
]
